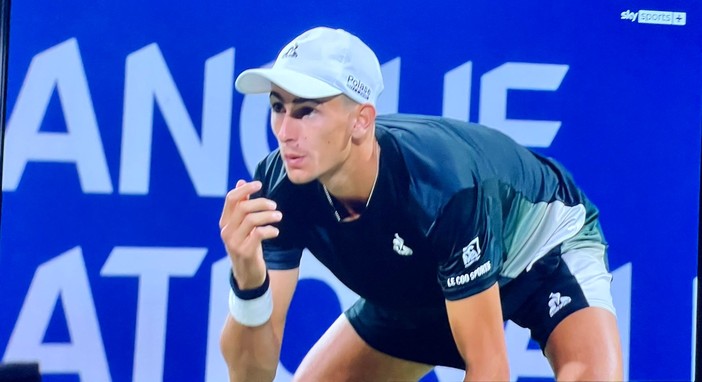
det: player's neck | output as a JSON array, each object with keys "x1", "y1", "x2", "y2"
[{"x1": 321, "y1": 139, "x2": 380, "y2": 219}]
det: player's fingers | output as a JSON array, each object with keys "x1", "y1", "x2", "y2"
[
  {"x1": 220, "y1": 197, "x2": 278, "y2": 260},
  {"x1": 222, "y1": 225, "x2": 275, "y2": 262},
  {"x1": 223, "y1": 197, "x2": 277, "y2": 233},
  {"x1": 232, "y1": 225, "x2": 279, "y2": 264},
  {"x1": 220, "y1": 180, "x2": 262, "y2": 226},
  {"x1": 239, "y1": 210, "x2": 283, "y2": 234},
  {"x1": 249, "y1": 225, "x2": 281, "y2": 242},
  {"x1": 221, "y1": 210, "x2": 282, "y2": 257}
]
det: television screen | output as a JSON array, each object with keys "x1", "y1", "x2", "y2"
[{"x1": 1, "y1": 1, "x2": 699, "y2": 381}]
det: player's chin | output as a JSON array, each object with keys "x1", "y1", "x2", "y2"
[{"x1": 285, "y1": 169, "x2": 317, "y2": 185}]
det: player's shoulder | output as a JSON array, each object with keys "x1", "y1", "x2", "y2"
[
  {"x1": 376, "y1": 113, "x2": 503, "y2": 133},
  {"x1": 375, "y1": 114, "x2": 485, "y2": 188},
  {"x1": 374, "y1": 114, "x2": 511, "y2": 165},
  {"x1": 375, "y1": 114, "x2": 486, "y2": 230},
  {"x1": 375, "y1": 113, "x2": 481, "y2": 141}
]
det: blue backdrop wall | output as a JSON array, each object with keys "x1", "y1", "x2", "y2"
[{"x1": 1, "y1": 1, "x2": 700, "y2": 381}]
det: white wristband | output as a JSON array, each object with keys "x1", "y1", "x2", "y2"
[{"x1": 228, "y1": 286, "x2": 273, "y2": 327}]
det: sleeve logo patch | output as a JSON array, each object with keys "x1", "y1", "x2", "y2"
[{"x1": 462, "y1": 237, "x2": 481, "y2": 268}]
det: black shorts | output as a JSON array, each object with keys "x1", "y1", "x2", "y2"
[{"x1": 344, "y1": 245, "x2": 614, "y2": 369}]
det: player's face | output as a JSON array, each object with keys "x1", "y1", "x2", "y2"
[{"x1": 269, "y1": 86, "x2": 356, "y2": 184}]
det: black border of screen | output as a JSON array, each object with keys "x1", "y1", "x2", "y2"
[{"x1": 0, "y1": 0, "x2": 10, "y2": 235}]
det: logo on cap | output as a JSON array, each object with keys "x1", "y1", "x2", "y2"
[
  {"x1": 282, "y1": 43, "x2": 298, "y2": 59},
  {"x1": 346, "y1": 75, "x2": 371, "y2": 100}
]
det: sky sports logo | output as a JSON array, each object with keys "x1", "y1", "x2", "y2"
[{"x1": 621, "y1": 9, "x2": 686, "y2": 26}]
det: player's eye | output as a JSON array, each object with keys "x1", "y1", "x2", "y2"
[
  {"x1": 270, "y1": 101, "x2": 284, "y2": 113},
  {"x1": 291, "y1": 106, "x2": 315, "y2": 119}
]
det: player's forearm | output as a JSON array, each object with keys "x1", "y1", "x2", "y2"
[
  {"x1": 221, "y1": 316, "x2": 282, "y2": 382},
  {"x1": 222, "y1": 269, "x2": 281, "y2": 382},
  {"x1": 463, "y1": 355, "x2": 509, "y2": 382}
]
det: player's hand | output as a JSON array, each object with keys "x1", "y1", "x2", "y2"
[{"x1": 219, "y1": 179, "x2": 282, "y2": 289}]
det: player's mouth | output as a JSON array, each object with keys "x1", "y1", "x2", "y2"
[{"x1": 283, "y1": 152, "x2": 305, "y2": 168}]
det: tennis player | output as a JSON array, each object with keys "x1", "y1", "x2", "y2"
[{"x1": 219, "y1": 26, "x2": 623, "y2": 381}]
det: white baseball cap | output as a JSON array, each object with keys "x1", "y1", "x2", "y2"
[{"x1": 235, "y1": 27, "x2": 384, "y2": 105}]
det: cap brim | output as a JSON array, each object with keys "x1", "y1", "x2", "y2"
[{"x1": 235, "y1": 68, "x2": 343, "y2": 99}]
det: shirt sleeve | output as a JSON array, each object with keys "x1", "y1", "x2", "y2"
[
  {"x1": 262, "y1": 244, "x2": 303, "y2": 270},
  {"x1": 432, "y1": 185, "x2": 504, "y2": 301}
]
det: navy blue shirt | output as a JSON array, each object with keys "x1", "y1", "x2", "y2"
[{"x1": 254, "y1": 114, "x2": 599, "y2": 308}]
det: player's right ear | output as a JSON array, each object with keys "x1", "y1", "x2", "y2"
[{"x1": 350, "y1": 103, "x2": 376, "y2": 142}]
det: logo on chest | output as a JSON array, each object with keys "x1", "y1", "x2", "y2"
[{"x1": 392, "y1": 233, "x2": 413, "y2": 256}]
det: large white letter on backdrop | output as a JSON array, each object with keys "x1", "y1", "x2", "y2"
[
  {"x1": 480, "y1": 62, "x2": 568, "y2": 147},
  {"x1": 3, "y1": 247, "x2": 111, "y2": 382},
  {"x1": 2, "y1": 38, "x2": 112, "y2": 194},
  {"x1": 101, "y1": 246, "x2": 207, "y2": 382},
  {"x1": 120, "y1": 45, "x2": 233, "y2": 197}
]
